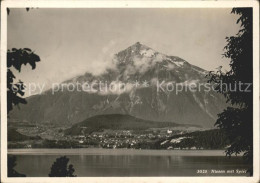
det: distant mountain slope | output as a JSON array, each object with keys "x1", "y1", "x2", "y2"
[
  {"x1": 8, "y1": 128, "x2": 41, "y2": 142},
  {"x1": 9, "y1": 42, "x2": 227, "y2": 127},
  {"x1": 154, "y1": 129, "x2": 230, "y2": 150},
  {"x1": 64, "y1": 114, "x2": 199, "y2": 135}
]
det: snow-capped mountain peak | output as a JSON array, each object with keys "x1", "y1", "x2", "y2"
[{"x1": 116, "y1": 42, "x2": 187, "y2": 67}]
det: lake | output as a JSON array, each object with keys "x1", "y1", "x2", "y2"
[{"x1": 8, "y1": 148, "x2": 250, "y2": 177}]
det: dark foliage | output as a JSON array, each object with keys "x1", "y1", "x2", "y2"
[
  {"x1": 41, "y1": 139, "x2": 80, "y2": 148},
  {"x1": 7, "y1": 48, "x2": 40, "y2": 114},
  {"x1": 207, "y1": 8, "x2": 253, "y2": 175},
  {"x1": 8, "y1": 155, "x2": 26, "y2": 177},
  {"x1": 49, "y1": 156, "x2": 76, "y2": 177}
]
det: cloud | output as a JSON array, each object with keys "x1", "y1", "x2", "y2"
[{"x1": 86, "y1": 40, "x2": 118, "y2": 76}]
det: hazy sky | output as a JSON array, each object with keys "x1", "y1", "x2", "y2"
[{"x1": 8, "y1": 8, "x2": 241, "y2": 96}]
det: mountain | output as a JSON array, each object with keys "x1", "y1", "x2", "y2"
[
  {"x1": 9, "y1": 42, "x2": 227, "y2": 127},
  {"x1": 64, "y1": 114, "x2": 199, "y2": 136}
]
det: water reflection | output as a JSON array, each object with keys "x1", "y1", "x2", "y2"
[{"x1": 11, "y1": 152, "x2": 250, "y2": 177}]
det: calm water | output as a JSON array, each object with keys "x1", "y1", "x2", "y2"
[{"x1": 8, "y1": 149, "x2": 250, "y2": 177}]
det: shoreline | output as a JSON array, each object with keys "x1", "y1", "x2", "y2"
[{"x1": 7, "y1": 148, "x2": 243, "y2": 156}]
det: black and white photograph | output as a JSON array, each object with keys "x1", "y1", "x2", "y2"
[{"x1": 1, "y1": 1, "x2": 259, "y2": 183}]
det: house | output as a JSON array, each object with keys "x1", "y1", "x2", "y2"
[{"x1": 167, "y1": 129, "x2": 173, "y2": 134}]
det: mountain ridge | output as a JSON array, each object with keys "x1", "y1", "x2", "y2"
[{"x1": 64, "y1": 114, "x2": 201, "y2": 136}]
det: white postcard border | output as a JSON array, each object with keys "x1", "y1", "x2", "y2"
[{"x1": 1, "y1": 1, "x2": 259, "y2": 183}]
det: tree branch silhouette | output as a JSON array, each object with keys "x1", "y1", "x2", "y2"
[
  {"x1": 7, "y1": 9, "x2": 41, "y2": 115},
  {"x1": 207, "y1": 8, "x2": 253, "y2": 175}
]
